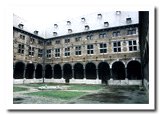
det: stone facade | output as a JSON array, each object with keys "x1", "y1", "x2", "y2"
[{"x1": 13, "y1": 11, "x2": 142, "y2": 85}]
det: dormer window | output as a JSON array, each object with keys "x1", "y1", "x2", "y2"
[
  {"x1": 116, "y1": 11, "x2": 121, "y2": 15},
  {"x1": 67, "y1": 21, "x2": 71, "y2": 25},
  {"x1": 34, "y1": 30, "x2": 38, "y2": 35},
  {"x1": 126, "y1": 18, "x2": 132, "y2": 24},
  {"x1": 104, "y1": 22, "x2": 109, "y2": 27},
  {"x1": 68, "y1": 29, "x2": 72, "y2": 33},
  {"x1": 97, "y1": 14, "x2": 102, "y2": 19},
  {"x1": 85, "y1": 25, "x2": 89, "y2": 30},
  {"x1": 54, "y1": 24, "x2": 58, "y2": 28},
  {"x1": 81, "y1": 17, "x2": 85, "y2": 22},
  {"x1": 53, "y1": 32, "x2": 57, "y2": 36},
  {"x1": 18, "y1": 23, "x2": 24, "y2": 29}
]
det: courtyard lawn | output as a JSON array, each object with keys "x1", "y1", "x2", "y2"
[
  {"x1": 22, "y1": 83, "x2": 104, "y2": 91},
  {"x1": 13, "y1": 86, "x2": 29, "y2": 92},
  {"x1": 27, "y1": 90, "x2": 87, "y2": 100},
  {"x1": 69, "y1": 84, "x2": 103, "y2": 90}
]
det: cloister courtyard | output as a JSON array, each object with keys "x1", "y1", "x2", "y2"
[{"x1": 13, "y1": 83, "x2": 149, "y2": 104}]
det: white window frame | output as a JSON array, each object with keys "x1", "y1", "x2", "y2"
[
  {"x1": 75, "y1": 46, "x2": 82, "y2": 56},
  {"x1": 99, "y1": 43, "x2": 107, "y2": 54}
]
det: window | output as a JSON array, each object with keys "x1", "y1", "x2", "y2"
[
  {"x1": 54, "y1": 24, "x2": 58, "y2": 28},
  {"x1": 113, "y1": 41, "x2": 121, "y2": 52},
  {"x1": 46, "y1": 40, "x2": 52, "y2": 45},
  {"x1": 38, "y1": 49, "x2": 43, "y2": 57},
  {"x1": 97, "y1": 14, "x2": 102, "y2": 18},
  {"x1": 20, "y1": 34, "x2": 25, "y2": 40},
  {"x1": 68, "y1": 29, "x2": 72, "y2": 33},
  {"x1": 28, "y1": 46, "x2": 35, "y2": 56},
  {"x1": 86, "y1": 34, "x2": 93, "y2": 40},
  {"x1": 127, "y1": 28, "x2": 136, "y2": 35},
  {"x1": 85, "y1": 25, "x2": 89, "y2": 30},
  {"x1": 99, "y1": 33, "x2": 106, "y2": 38},
  {"x1": 65, "y1": 38, "x2": 70, "y2": 43},
  {"x1": 38, "y1": 40, "x2": 43, "y2": 45},
  {"x1": 18, "y1": 23, "x2": 24, "y2": 29},
  {"x1": 55, "y1": 40, "x2": 60, "y2": 44},
  {"x1": 46, "y1": 49, "x2": 52, "y2": 58},
  {"x1": 18, "y1": 44, "x2": 24, "y2": 54},
  {"x1": 99, "y1": 43, "x2": 107, "y2": 53},
  {"x1": 75, "y1": 37, "x2": 81, "y2": 42},
  {"x1": 81, "y1": 17, "x2": 85, "y2": 22},
  {"x1": 30, "y1": 37, "x2": 35, "y2": 43},
  {"x1": 112, "y1": 31, "x2": 120, "y2": 37},
  {"x1": 104, "y1": 22, "x2": 109, "y2": 27},
  {"x1": 55, "y1": 48, "x2": 60, "y2": 57},
  {"x1": 67, "y1": 21, "x2": 71, "y2": 25},
  {"x1": 64, "y1": 47, "x2": 70, "y2": 56},
  {"x1": 128, "y1": 40, "x2": 137, "y2": 51},
  {"x1": 87, "y1": 44, "x2": 94, "y2": 54},
  {"x1": 126, "y1": 18, "x2": 132, "y2": 24},
  {"x1": 116, "y1": 11, "x2": 121, "y2": 15},
  {"x1": 75, "y1": 46, "x2": 81, "y2": 55},
  {"x1": 53, "y1": 32, "x2": 57, "y2": 36},
  {"x1": 34, "y1": 30, "x2": 38, "y2": 35}
]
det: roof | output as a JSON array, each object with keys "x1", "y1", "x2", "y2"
[{"x1": 13, "y1": 11, "x2": 139, "y2": 39}]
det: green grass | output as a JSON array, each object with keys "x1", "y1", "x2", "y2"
[
  {"x1": 13, "y1": 86, "x2": 29, "y2": 92},
  {"x1": 27, "y1": 90, "x2": 87, "y2": 100},
  {"x1": 22, "y1": 83, "x2": 103, "y2": 91},
  {"x1": 69, "y1": 84, "x2": 103, "y2": 90}
]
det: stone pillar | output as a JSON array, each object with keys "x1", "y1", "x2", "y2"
[
  {"x1": 52, "y1": 67, "x2": 54, "y2": 79},
  {"x1": 83, "y1": 67, "x2": 86, "y2": 79},
  {"x1": 42, "y1": 66, "x2": 45, "y2": 83},
  {"x1": 33, "y1": 65, "x2": 36, "y2": 79},
  {"x1": 23, "y1": 66, "x2": 26, "y2": 79},
  {"x1": 110, "y1": 68, "x2": 113, "y2": 80},
  {"x1": 72, "y1": 68, "x2": 74, "y2": 79},
  {"x1": 61, "y1": 68, "x2": 64, "y2": 79},
  {"x1": 23, "y1": 66, "x2": 26, "y2": 84},
  {"x1": 125, "y1": 68, "x2": 128, "y2": 80},
  {"x1": 96, "y1": 68, "x2": 99, "y2": 80}
]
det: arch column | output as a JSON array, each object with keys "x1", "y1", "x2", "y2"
[
  {"x1": 33, "y1": 65, "x2": 36, "y2": 79},
  {"x1": 125, "y1": 67, "x2": 128, "y2": 80},
  {"x1": 83, "y1": 66, "x2": 86, "y2": 80},
  {"x1": 23, "y1": 66, "x2": 26, "y2": 79},
  {"x1": 61, "y1": 68, "x2": 64, "y2": 79},
  {"x1": 72, "y1": 67, "x2": 74, "y2": 79},
  {"x1": 96, "y1": 68, "x2": 99, "y2": 80},
  {"x1": 52, "y1": 66, "x2": 54, "y2": 79},
  {"x1": 42, "y1": 65, "x2": 45, "y2": 83},
  {"x1": 110, "y1": 67, "x2": 113, "y2": 80}
]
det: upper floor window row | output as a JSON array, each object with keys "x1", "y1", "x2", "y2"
[
  {"x1": 112, "y1": 31, "x2": 120, "y2": 37},
  {"x1": 19, "y1": 34, "x2": 25, "y2": 40}
]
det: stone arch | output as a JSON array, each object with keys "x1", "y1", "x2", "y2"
[
  {"x1": 85, "y1": 62, "x2": 96, "y2": 79},
  {"x1": 127, "y1": 60, "x2": 142, "y2": 80},
  {"x1": 13, "y1": 62, "x2": 25, "y2": 79},
  {"x1": 98, "y1": 62, "x2": 110, "y2": 84},
  {"x1": 110, "y1": 59, "x2": 126, "y2": 68},
  {"x1": 112, "y1": 61, "x2": 125, "y2": 80},
  {"x1": 25, "y1": 63, "x2": 35, "y2": 79},
  {"x1": 63, "y1": 63, "x2": 72, "y2": 83},
  {"x1": 35, "y1": 64, "x2": 43, "y2": 79},
  {"x1": 54, "y1": 64, "x2": 62, "y2": 79},
  {"x1": 74, "y1": 63, "x2": 84, "y2": 79},
  {"x1": 45, "y1": 64, "x2": 52, "y2": 79}
]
